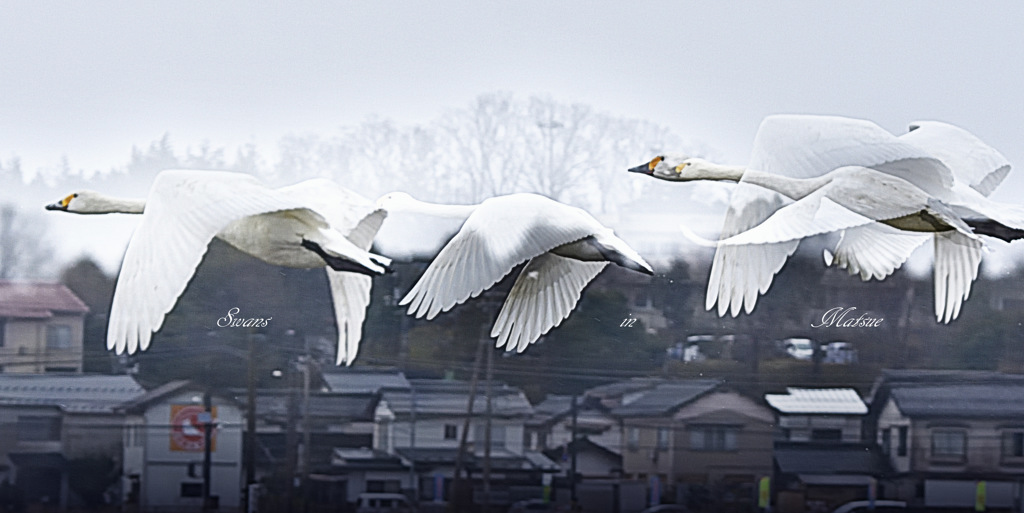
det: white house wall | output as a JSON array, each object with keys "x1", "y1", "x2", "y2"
[{"x1": 137, "y1": 392, "x2": 244, "y2": 511}]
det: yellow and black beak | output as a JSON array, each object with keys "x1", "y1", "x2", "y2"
[
  {"x1": 628, "y1": 156, "x2": 662, "y2": 175},
  {"x1": 45, "y1": 195, "x2": 73, "y2": 211}
]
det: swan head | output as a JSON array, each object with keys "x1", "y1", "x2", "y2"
[
  {"x1": 45, "y1": 190, "x2": 144, "y2": 214},
  {"x1": 45, "y1": 191, "x2": 94, "y2": 213},
  {"x1": 628, "y1": 153, "x2": 710, "y2": 182}
]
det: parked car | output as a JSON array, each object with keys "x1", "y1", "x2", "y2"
[
  {"x1": 784, "y1": 338, "x2": 815, "y2": 360},
  {"x1": 823, "y1": 341, "x2": 858, "y2": 364},
  {"x1": 355, "y1": 493, "x2": 416, "y2": 513},
  {"x1": 830, "y1": 499, "x2": 906, "y2": 513}
]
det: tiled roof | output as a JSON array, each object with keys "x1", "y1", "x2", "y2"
[
  {"x1": 381, "y1": 379, "x2": 532, "y2": 417},
  {"x1": 765, "y1": 388, "x2": 867, "y2": 415},
  {"x1": 611, "y1": 380, "x2": 721, "y2": 417},
  {"x1": 0, "y1": 374, "x2": 143, "y2": 413},
  {"x1": 322, "y1": 368, "x2": 410, "y2": 394},
  {"x1": 0, "y1": 281, "x2": 89, "y2": 318},
  {"x1": 890, "y1": 384, "x2": 1024, "y2": 418},
  {"x1": 240, "y1": 392, "x2": 378, "y2": 422}
]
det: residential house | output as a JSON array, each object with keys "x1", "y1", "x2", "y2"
[
  {"x1": 374, "y1": 379, "x2": 557, "y2": 505},
  {"x1": 869, "y1": 370, "x2": 1024, "y2": 511},
  {"x1": 119, "y1": 381, "x2": 244, "y2": 512},
  {"x1": 525, "y1": 394, "x2": 620, "y2": 457},
  {"x1": 0, "y1": 282, "x2": 89, "y2": 374},
  {"x1": 766, "y1": 388, "x2": 867, "y2": 444},
  {"x1": 614, "y1": 379, "x2": 775, "y2": 512},
  {"x1": 765, "y1": 388, "x2": 885, "y2": 513},
  {"x1": 0, "y1": 373, "x2": 144, "y2": 509},
  {"x1": 243, "y1": 388, "x2": 381, "y2": 510}
]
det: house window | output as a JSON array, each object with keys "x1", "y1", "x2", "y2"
[
  {"x1": 897, "y1": 426, "x2": 908, "y2": 457},
  {"x1": 17, "y1": 415, "x2": 61, "y2": 441},
  {"x1": 473, "y1": 424, "x2": 506, "y2": 449},
  {"x1": 931, "y1": 429, "x2": 966, "y2": 462},
  {"x1": 1001, "y1": 431, "x2": 1024, "y2": 461},
  {"x1": 689, "y1": 425, "x2": 738, "y2": 452},
  {"x1": 811, "y1": 429, "x2": 842, "y2": 442},
  {"x1": 444, "y1": 424, "x2": 457, "y2": 440},
  {"x1": 627, "y1": 427, "x2": 640, "y2": 451},
  {"x1": 881, "y1": 428, "x2": 891, "y2": 455},
  {"x1": 46, "y1": 324, "x2": 72, "y2": 350},
  {"x1": 656, "y1": 427, "x2": 670, "y2": 450},
  {"x1": 180, "y1": 483, "x2": 202, "y2": 497}
]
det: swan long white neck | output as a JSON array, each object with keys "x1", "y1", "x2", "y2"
[
  {"x1": 695, "y1": 162, "x2": 829, "y2": 201},
  {"x1": 92, "y1": 196, "x2": 146, "y2": 214}
]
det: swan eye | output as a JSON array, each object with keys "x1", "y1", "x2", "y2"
[
  {"x1": 61, "y1": 194, "x2": 76, "y2": 207},
  {"x1": 674, "y1": 162, "x2": 689, "y2": 173},
  {"x1": 648, "y1": 156, "x2": 664, "y2": 171}
]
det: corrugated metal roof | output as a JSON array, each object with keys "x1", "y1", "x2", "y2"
[
  {"x1": 765, "y1": 388, "x2": 867, "y2": 415},
  {"x1": 0, "y1": 282, "x2": 89, "y2": 317},
  {"x1": 0, "y1": 374, "x2": 144, "y2": 413},
  {"x1": 611, "y1": 380, "x2": 721, "y2": 417},
  {"x1": 381, "y1": 379, "x2": 532, "y2": 417},
  {"x1": 322, "y1": 369, "x2": 410, "y2": 394},
  {"x1": 891, "y1": 384, "x2": 1024, "y2": 418}
]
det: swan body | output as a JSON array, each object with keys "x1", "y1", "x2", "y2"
[
  {"x1": 46, "y1": 170, "x2": 389, "y2": 364},
  {"x1": 629, "y1": 114, "x2": 1023, "y2": 323},
  {"x1": 376, "y1": 192, "x2": 653, "y2": 352}
]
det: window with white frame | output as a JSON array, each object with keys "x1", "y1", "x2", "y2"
[
  {"x1": 444, "y1": 424, "x2": 457, "y2": 440},
  {"x1": 656, "y1": 427, "x2": 670, "y2": 450},
  {"x1": 930, "y1": 429, "x2": 966, "y2": 462},
  {"x1": 627, "y1": 427, "x2": 639, "y2": 450},
  {"x1": 1001, "y1": 430, "x2": 1024, "y2": 461},
  {"x1": 688, "y1": 424, "x2": 738, "y2": 452},
  {"x1": 46, "y1": 324, "x2": 72, "y2": 350}
]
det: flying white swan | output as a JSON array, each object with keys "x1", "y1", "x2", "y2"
[
  {"x1": 628, "y1": 114, "x2": 1024, "y2": 323},
  {"x1": 375, "y1": 192, "x2": 654, "y2": 352},
  {"x1": 45, "y1": 169, "x2": 390, "y2": 365}
]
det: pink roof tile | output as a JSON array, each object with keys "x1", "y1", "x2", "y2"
[{"x1": 0, "y1": 281, "x2": 89, "y2": 318}]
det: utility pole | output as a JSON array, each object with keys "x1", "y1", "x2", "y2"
[
  {"x1": 449, "y1": 337, "x2": 485, "y2": 512},
  {"x1": 482, "y1": 344, "x2": 494, "y2": 513},
  {"x1": 409, "y1": 382, "x2": 419, "y2": 502},
  {"x1": 201, "y1": 390, "x2": 214, "y2": 512},
  {"x1": 570, "y1": 394, "x2": 578, "y2": 511},
  {"x1": 245, "y1": 332, "x2": 261, "y2": 512}
]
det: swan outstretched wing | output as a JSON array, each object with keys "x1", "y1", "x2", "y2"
[
  {"x1": 826, "y1": 224, "x2": 929, "y2": 281},
  {"x1": 279, "y1": 179, "x2": 386, "y2": 365},
  {"x1": 750, "y1": 115, "x2": 953, "y2": 193},
  {"x1": 326, "y1": 270, "x2": 372, "y2": 365},
  {"x1": 933, "y1": 231, "x2": 983, "y2": 323},
  {"x1": 491, "y1": 254, "x2": 607, "y2": 353},
  {"x1": 902, "y1": 120, "x2": 1011, "y2": 197},
  {"x1": 108, "y1": 170, "x2": 315, "y2": 355},
  {"x1": 718, "y1": 191, "x2": 881, "y2": 247},
  {"x1": 400, "y1": 194, "x2": 599, "y2": 320},
  {"x1": 707, "y1": 185, "x2": 799, "y2": 316}
]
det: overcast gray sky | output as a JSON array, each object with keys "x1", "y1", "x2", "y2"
[{"x1": 4, "y1": 2, "x2": 1024, "y2": 271}]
